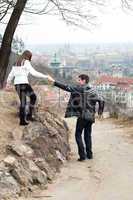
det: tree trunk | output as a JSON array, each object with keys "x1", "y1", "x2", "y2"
[{"x1": 0, "y1": 0, "x2": 28, "y2": 88}]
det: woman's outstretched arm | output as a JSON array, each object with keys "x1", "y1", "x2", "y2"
[{"x1": 26, "y1": 60, "x2": 49, "y2": 79}]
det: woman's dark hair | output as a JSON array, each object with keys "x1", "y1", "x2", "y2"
[
  {"x1": 78, "y1": 74, "x2": 89, "y2": 84},
  {"x1": 16, "y1": 50, "x2": 32, "y2": 66}
]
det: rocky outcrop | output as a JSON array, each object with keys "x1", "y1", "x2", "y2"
[
  {"x1": 0, "y1": 166, "x2": 20, "y2": 199},
  {"x1": 0, "y1": 110, "x2": 70, "y2": 199}
]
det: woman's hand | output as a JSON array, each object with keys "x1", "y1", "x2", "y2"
[{"x1": 5, "y1": 84, "x2": 12, "y2": 91}]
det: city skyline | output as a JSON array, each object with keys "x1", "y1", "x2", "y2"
[{"x1": 1, "y1": 1, "x2": 133, "y2": 45}]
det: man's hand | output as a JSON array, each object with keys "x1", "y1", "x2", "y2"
[{"x1": 48, "y1": 75, "x2": 55, "y2": 84}]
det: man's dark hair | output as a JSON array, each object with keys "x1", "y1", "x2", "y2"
[{"x1": 78, "y1": 74, "x2": 89, "y2": 84}]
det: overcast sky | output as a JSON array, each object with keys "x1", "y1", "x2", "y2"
[{"x1": 1, "y1": 1, "x2": 133, "y2": 45}]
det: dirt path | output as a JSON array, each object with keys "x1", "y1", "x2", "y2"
[{"x1": 19, "y1": 117, "x2": 133, "y2": 200}]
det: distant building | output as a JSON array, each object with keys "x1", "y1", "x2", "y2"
[
  {"x1": 94, "y1": 75, "x2": 133, "y2": 108},
  {"x1": 111, "y1": 65, "x2": 124, "y2": 77},
  {"x1": 50, "y1": 53, "x2": 62, "y2": 78},
  {"x1": 50, "y1": 53, "x2": 73, "y2": 80}
]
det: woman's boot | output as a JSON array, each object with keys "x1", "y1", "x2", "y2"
[{"x1": 19, "y1": 106, "x2": 29, "y2": 126}]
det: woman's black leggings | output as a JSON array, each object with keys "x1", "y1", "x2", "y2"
[{"x1": 15, "y1": 84, "x2": 37, "y2": 123}]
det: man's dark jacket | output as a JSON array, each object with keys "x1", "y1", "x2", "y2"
[{"x1": 54, "y1": 81, "x2": 104, "y2": 123}]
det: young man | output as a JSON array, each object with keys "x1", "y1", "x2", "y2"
[{"x1": 49, "y1": 74, "x2": 104, "y2": 161}]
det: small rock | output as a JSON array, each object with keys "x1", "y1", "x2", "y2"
[
  {"x1": 0, "y1": 170, "x2": 20, "y2": 199},
  {"x1": 8, "y1": 142, "x2": 34, "y2": 157},
  {"x1": 27, "y1": 160, "x2": 47, "y2": 185},
  {"x1": 34, "y1": 158, "x2": 55, "y2": 180},
  {"x1": 4, "y1": 156, "x2": 16, "y2": 166},
  {"x1": 56, "y1": 150, "x2": 66, "y2": 163}
]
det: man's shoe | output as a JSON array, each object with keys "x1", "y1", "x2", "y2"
[
  {"x1": 87, "y1": 155, "x2": 93, "y2": 159},
  {"x1": 77, "y1": 158, "x2": 86, "y2": 162}
]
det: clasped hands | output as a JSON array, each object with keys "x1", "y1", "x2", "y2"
[{"x1": 47, "y1": 75, "x2": 55, "y2": 84}]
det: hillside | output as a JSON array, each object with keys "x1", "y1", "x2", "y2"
[{"x1": 0, "y1": 89, "x2": 70, "y2": 199}]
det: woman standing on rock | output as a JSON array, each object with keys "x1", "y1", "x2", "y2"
[{"x1": 6, "y1": 50, "x2": 52, "y2": 126}]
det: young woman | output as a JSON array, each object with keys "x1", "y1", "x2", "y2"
[{"x1": 6, "y1": 50, "x2": 51, "y2": 126}]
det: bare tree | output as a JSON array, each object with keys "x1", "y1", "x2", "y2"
[
  {"x1": 0, "y1": 0, "x2": 28, "y2": 87},
  {"x1": 121, "y1": 0, "x2": 133, "y2": 10},
  {"x1": 0, "y1": 0, "x2": 15, "y2": 21}
]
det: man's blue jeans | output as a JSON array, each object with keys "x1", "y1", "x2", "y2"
[{"x1": 75, "y1": 118, "x2": 93, "y2": 159}]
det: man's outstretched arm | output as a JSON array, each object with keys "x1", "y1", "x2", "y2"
[{"x1": 53, "y1": 81, "x2": 82, "y2": 93}]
